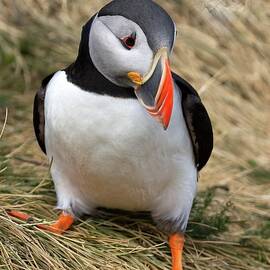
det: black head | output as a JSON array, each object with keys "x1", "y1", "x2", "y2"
[{"x1": 99, "y1": 0, "x2": 176, "y2": 52}]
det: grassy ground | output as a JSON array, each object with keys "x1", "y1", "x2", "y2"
[{"x1": 0, "y1": 0, "x2": 269, "y2": 269}]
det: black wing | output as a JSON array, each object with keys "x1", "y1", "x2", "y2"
[
  {"x1": 33, "y1": 73, "x2": 55, "y2": 154},
  {"x1": 173, "y1": 72, "x2": 213, "y2": 171}
]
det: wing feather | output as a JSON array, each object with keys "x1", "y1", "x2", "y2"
[
  {"x1": 173, "y1": 72, "x2": 213, "y2": 171},
  {"x1": 33, "y1": 73, "x2": 55, "y2": 154}
]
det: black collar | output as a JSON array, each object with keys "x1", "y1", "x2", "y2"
[{"x1": 65, "y1": 15, "x2": 136, "y2": 99}]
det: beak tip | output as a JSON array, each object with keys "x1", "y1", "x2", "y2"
[
  {"x1": 163, "y1": 123, "x2": 169, "y2": 130},
  {"x1": 134, "y1": 48, "x2": 174, "y2": 130}
]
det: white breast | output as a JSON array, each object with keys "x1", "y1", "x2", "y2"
[{"x1": 44, "y1": 71, "x2": 197, "y2": 221}]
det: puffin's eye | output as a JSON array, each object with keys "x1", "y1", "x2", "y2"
[{"x1": 121, "y1": 32, "x2": 136, "y2": 50}]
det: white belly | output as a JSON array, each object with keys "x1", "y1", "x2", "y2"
[{"x1": 45, "y1": 71, "x2": 197, "y2": 217}]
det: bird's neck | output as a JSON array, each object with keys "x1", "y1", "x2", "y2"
[
  {"x1": 65, "y1": 56, "x2": 136, "y2": 99},
  {"x1": 64, "y1": 15, "x2": 135, "y2": 99}
]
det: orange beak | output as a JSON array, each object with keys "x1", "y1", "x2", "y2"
[{"x1": 128, "y1": 49, "x2": 174, "y2": 130}]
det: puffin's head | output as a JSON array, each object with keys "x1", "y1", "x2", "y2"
[{"x1": 89, "y1": 0, "x2": 176, "y2": 129}]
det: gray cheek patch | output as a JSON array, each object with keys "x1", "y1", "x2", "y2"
[{"x1": 89, "y1": 15, "x2": 153, "y2": 88}]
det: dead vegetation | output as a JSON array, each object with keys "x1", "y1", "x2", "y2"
[{"x1": 0, "y1": 0, "x2": 269, "y2": 269}]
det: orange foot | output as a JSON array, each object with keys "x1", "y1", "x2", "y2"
[
  {"x1": 169, "y1": 233, "x2": 185, "y2": 270},
  {"x1": 7, "y1": 210, "x2": 74, "y2": 234}
]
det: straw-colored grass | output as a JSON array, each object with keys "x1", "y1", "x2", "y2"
[{"x1": 0, "y1": 0, "x2": 269, "y2": 269}]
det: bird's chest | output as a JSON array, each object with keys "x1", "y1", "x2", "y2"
[{"x1": 44, "y1": 72, "x2": 193, "y2": 211}]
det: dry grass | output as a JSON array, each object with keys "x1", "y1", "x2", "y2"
[{"x1": 0, "y1": 0, "x2": 269, "y2": 269}]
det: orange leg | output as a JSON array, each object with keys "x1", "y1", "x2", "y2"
[
  {"x1": 7, "y1": 210, "x2": 74, "y2": 234},
  {"x1": 169, "y1": 233, "x2": 185, "y2": 270},
  {"x1": 8, "y1": 210, "x2": 33, "y2": 222}
]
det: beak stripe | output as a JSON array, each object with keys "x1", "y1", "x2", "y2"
[
  {"x1": 131, "y1": 49, "x2": 174, "y2": 130},
  {"x1": 146, "y1": 59, "x2": 174, "y2": 130}
]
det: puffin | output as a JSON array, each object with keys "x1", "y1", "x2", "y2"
[{"x1": 8, "y1": 1, "x2": 213, "y2": 269}]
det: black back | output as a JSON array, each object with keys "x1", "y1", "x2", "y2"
[
  {"x1": 173, "y1": 72, "x2": 213, "y2": 171},
  {"x1": 33, "y1": 73, "x2": 55, "y2": 154}
]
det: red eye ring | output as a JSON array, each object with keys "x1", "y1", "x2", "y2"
[{"x1": 121, "y1": 32, "x2": 136, "y2": 50}]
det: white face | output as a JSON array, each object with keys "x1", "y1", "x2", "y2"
[{"x1": 89, "y1": 15, "x2": 153, "y2": 87}]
